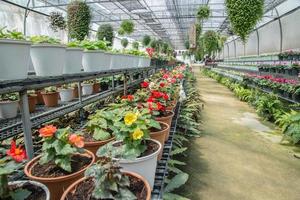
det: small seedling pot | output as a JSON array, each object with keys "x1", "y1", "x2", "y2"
[
  {"x1": 0, "y1": 101, "x2": 19, "y2": 119},
  {"x1": 41, "y1": 92, "x2": 59, "y2": 107},
  {"x1": 58, "y1": 88, "x2": 74, "y2": 102},
  {"x1": 82, "y1": 84, "x2": 93, "y2": 96}
]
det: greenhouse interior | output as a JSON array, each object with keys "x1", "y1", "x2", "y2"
[{"x1": 1, "y1": 0, "x2": 300, "y2": 199}]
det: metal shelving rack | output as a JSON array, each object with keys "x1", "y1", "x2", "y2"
[{"x1": 0, "y1": 65, "x2": 170, "y2": 159}]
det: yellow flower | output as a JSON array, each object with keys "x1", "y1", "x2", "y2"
[
  {"x1": 124, "y1": 112, "x2": 138, "y2": 126},
  {"x1": 132, "y1": 128, "x2": 144, "y2": 140}
]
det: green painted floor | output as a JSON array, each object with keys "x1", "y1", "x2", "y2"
[{"x1": 179, "y1": 69, "x2": 300, "y2": 200}]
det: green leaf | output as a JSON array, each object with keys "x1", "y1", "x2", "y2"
[
  {"x1": 164, "y1": 173, "x2": 189, "y2": 193},
  {"x1": 60, "y1": 144, "x2": 76, "y2": 155},
  {"x1": 10, "y1": 188, "x2": 31, "y2": 200},
  {"x1": 93, "y1": 128, "x2": 111, "y2": 141},
  {"x1": 170, "y1": 147, "x2": 187, "y2": 156},
  {"x1": 168, "y1": 159, "x2": 186, "y2": 166}
]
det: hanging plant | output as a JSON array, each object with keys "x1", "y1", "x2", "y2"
[
  {"x1": 119, "y1": 20, "x2": 134, "y2": 35},
  {"x1": 184, "y1": 41, "x2": 190, "y2": 49},
  {"x1": 196, "y1": 5, "x2": 210, "y2": 21},
  {"x1": 97, "y1": 24, "x2": 114, "y2": 46},
  {"x1": 121, "y1": 38, "x2": 128, "y2": 48},
  {"x1": 132, "y1": 41, "x2": 139, "y2": 49},
  {"x1": 67, "y1": 0, "x2": 91, "y2": 41},
  {"x1": 225, "y1": 0, "x2": 264, "y2": 42},
  {"x1": 203, "y1": 30, "x2": 219, "y2": 56},
  {"x1": 142, "y1": 35, "x2": 151, "y2": 47},
  {"x1": 49, "y1": 12, "x2": 66, "y2": 32},
  {"x1": 149, "y1": 38, "x2": 157, "y2": 49}
]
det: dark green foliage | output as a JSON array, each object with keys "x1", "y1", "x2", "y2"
[
  {"x1": 121, "y1": 38, "x2": 128, "y2": 48},
  {"x1": 67, "y1": 1, "x2": 91, "y2": 41},
  {"x1": 142, "y1": 35, "x2": 151, "y2": 47},
  {"x1": 225, "y1": 0, "x2": 264, "y2": 42},
  {"x1": 132, "y1": 41, "x2": 139, "y2": 49},
  {"x1": 184, "y1": 40, "x2": 190, "y2": 49},
  {"x1": 49, "y1": 12, "x2": 66, "y2": 32},
  {"x1": 97, "y1": 24, "x2": 114, "y2": 46},
  {"x1": 197, "y1": 5, "x2": 210, "y2": 21},
  {"x1": 203, "y1": 30, "x2": 219, "y2": 56},
  {"x1": 119, "y1": 20, "x2": 134, "y2": 35}
]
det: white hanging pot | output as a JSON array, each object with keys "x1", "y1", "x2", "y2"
[
  {"x1": 58, "y1": 88, "x2": 74, "y2": 102},
  {"x1": 82, "y1": 83, "x2": 93, "y2": 96},
  {"x1": 82, "y1": 50, "x2": 111, "y2": 72},
  {"x1": 0, "y1": 101, "x2": 19, "y2": 119},
  {"x1": 9, "y1": 180, "x2": 50, "y2": 200},
  {"x1": 30, "y1": 44, "x2": 65, "y2": 76},
  {"x1": 0, "y1": 39, "x2": 31, "y2": 80},
  {"x1": 112, "y1": 139, "x2": 161, "y2": 189},
  {"x1": 64, "y1": 48, "x2": 83, "y2": 74}
]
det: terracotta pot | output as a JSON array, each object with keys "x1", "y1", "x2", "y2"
[
  {"x1": 28, "y1": 95, "x2": 37, "y2": 113},
  {"x1": 84, "y1": 136, "x2": 115, "y2": 157},
  {"x1": 155, "y1": 111, "x2": 174, "y2": 141},
  {"x1": 150, "y1": 122, "x2": 169, "y2": 160},
  {"x1": 73, "y1": 86, "x2": 79, "y2": 98},
  {"x1": 60, "y1": 171, "x2": 151, "y2": 200},
  {"x1": 35, "y1": 90, "x2": 44, "y2": 105},
  {"x1": 93, "y1": 83, "x2": 100, "y2": 94},
  {"x1": 24, "y1": 150, "x2": 95, "y2": 200},
  {"x1": 41, "y1": 92, "x2": 59, "y2": 107}
]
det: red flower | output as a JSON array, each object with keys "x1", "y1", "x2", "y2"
[
  {"x1": 162, "y1": 93, "x2": 169, "y2": 101},
  {"x1": 127, "y1": 95, "x2": 134, "y2": 101},
  {"x1": 156, "y1": 102, "x2": 165, "y2": 111},
  {"x1": 146, "y1": 48, "x2": 154, "y2": 58},
  {"x1": 147, "y1": 96, "x2": 155, "y2": 103},
  {"x1": 169, "y1": 78, "x2": 176, "y2": 83},
  {"x1": 160, "y1": 82, "x2": 166, "y2": 87},
  {"x1": 39, "y1": 125, "x2": 57, "y2": 138},
  {"x1": 147, "y1": 102, "x2": 154, "y2": 111},
  {"x1": 151, "y1": 91, "x2": 163, "y2": 98},
  {"x1": 6, "y1": 140, "x2": 27, "y2": 162},
  {"x1": 163, "y1": 74, "x2": 169, "y2": 79},
  {"x1": 141, "y1": 81, "x2": 149, "y2": 88}
]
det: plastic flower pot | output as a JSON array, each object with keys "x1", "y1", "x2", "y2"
[
  {"x1": 0, "y1": 39, "x2": 31, "y2": 80},
  {"x1": 9, "y1": 180, "x2": 50, "y2": 200},
  {"x1": 84, "y1": 136, "x2": 115, "y2": 157},
  {"x1": 110, "y1": 53, "x2": 124, "y2": 70},
  {"x1": 41, "y1": 92, "x2": 59, "y2": 107},
  {"x1": 35, "y1": 90, "x2": 44, "y2": 105},
  {"x1": 82, "y1": 83, "x2": 93, "y2": 96},
  {"x1": 155, "y1": 111, "x2": 174, "y2": 141},
  {"x1": 150, "y1": 122, "x2": 169, "y2": 160},
  {"x1": 73, "y1": 86, "x2": 79, "y2": 98},
  {"x1": 93, "y1": 83, "x2": 100, "y2": 94},
  {"x1": 0, "y1": 101, "x2": 19, "y2": 119},
  {"x1": 111, "y1": 139, "x2": 161, "y2": 189},
  {"x1": 24, "y1": 150, "x2": 95, "y2": 200},
  {"x1": 82, "y1": 50, "x2": 111, "y2": 72},
  {"x1": 28, "y1": 95, "x2": 37, "y2": 113},
  {"x1": 30, "y1": 44, "x2": 65, "y2": 76},
  {"x1": 138, "y1": 56, "x2": 144, "y2": 68},
  {"x1": 58, "y1": 88, "x2": 74, "y2": 102},
  {"x1": 64, "y1": 48, "x2": 83, "y2": 74},
  {"x1": 60, "y1": 171, "x2": 151, "y2": 200}
]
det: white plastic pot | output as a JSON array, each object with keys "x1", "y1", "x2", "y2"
[
  {"x1": 9, "y1": 180, "x2": 50, "y2": 200},
  {"x1": 82, "y1": 83, "x2": 93, "y2": 96},
  {"x1": 138, "y1": 56, "x2": 144, "y2": 68},
  {"x1": 112, "y1": 139, "x2": 161, "y2": 189},
  {"x1": 0, "y1": 39, "x2": 31, "y2": 80},
  {"x1": 30, "y1": 44, "x2": 66, "y2": 76},
  {"x1": 0, "y1": 101, "x2": 19, "y2": 119},
  {"x1": 82, "y1": 50, "x2": 111, "y2": 72},
  {"x1": 64, "y1": 48, "x2": 83, "y2": 74},
  {"x1": 110, "y1": 54, "x2": 123, "y2": 70},
  {"x1": 58, "y1": 88, "x2": 74, "y2": 102},
  {"x1": 144, "y1": 57, "x2": 151, "y2": 67}
]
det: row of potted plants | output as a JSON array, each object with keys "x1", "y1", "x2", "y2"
[
  {"x1": 0, "y1": 78, "x2": 111, "y2": 119},
  {"x1": 0, "y1": 28, "x2": 151, "y2": 81},
  {"x1": 278, "y1": 50, "x2": 300, "y2": 61},
  {"x1": 0, "y1": 65, "x2": 187, "y2": 200},
  {"x1": 258, "y1": 63, "x2": 300, "y2": 76}
]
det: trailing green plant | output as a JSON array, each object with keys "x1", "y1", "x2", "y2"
[
  {"x1": 202, "y1": 30, "x2": 220, "y2": 56},
  {"x1": 196, "y1": 5, "x2": 210, "y2": 21},
  {"x1": 67, "y1": 40, "x2": 81, "y2": 48},
  {"x1": 121, "y1": 38, "x2": 128, "y2": 49},
  {"x1": 67, "y1": 0, "x2": 91, "y2": 41},
  {"x1": 225, "y1": 0, "x2": 264, "y2": 42},
  {"x1": 49, "y1": 12, "x2": 66, "y2": 32},
  {"x1": 132, "y1": 41, "x2": 139, "y2": 50},
  {"x1": 97, "y1": 24, "x2": 114, "y2": 46},
  {"x1": 142, "y1": 35, "x2": 151, "y2": 47},
  {"x1": 80, "y1": 40, "x2": 108, "y2": 51},
  {"x1": 119, "y1": 20, "x2": 134, "y2": 35},
  {"x1": 281, "y1": 111, "x2": 300, "y2": 144}
]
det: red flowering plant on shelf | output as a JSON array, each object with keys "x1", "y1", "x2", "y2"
[
  {"x1": 38, "y1": 125, "x2": 85, "y2": 172},
  {"x1": 0, "y1": 140, "x2": 29, "y2": 199}
]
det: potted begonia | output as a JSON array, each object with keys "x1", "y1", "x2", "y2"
[
  {"x1": 82, "y1": 80, "x2": 94, "y2": 96},
  {"x1": 30, "y1": 36, "x2": 65, "y2": 76},
  {"x1": 1, "y1": 140, "x2": 50, "y2": 200},
  {"x1": 41, "y1": 87, "x2": 59, "y2": 107},
  {"x1": 24, "y1": 125, "x2": 95, "y2": 200},
  {"x1": 61, "y1": 158, "x2": 151, "y2": 200},
  {"x1": 97, "y1": 107, "x2": 162, "y2": 189},
  {"x1": 0, "y1": 28, "x2": 31, "y2": 80},
  {"x1": 58, "y1": 84, "x2": 74, "y2": 102},
  {"x1": 27, "y1": 90, "x2": 38, "y2": 113},
  {"x1": 64, "y1": 41, "x2": 83, "y2": 74}
]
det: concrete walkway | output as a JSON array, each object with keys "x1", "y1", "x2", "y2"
[{"x1": 180, "y1": 69, "x2": 300, "y2": 200}]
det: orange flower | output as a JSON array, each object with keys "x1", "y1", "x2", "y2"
[
  {"x1": 39, "y1": 125, "x2": 57, "y2": 138},
  {"x1": 69, "y1": 134, "x2": 84, "y2": 148},
  {"x1": 6, "y1": 140, "x2": 27, "y2": 162}
]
